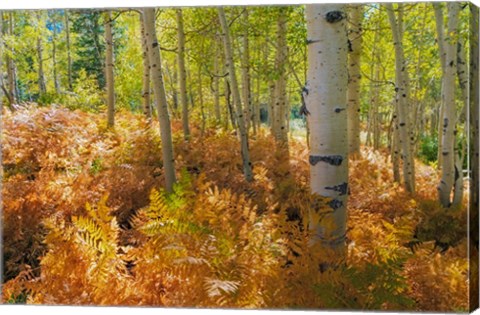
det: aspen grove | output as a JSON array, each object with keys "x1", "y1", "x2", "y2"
[{"x1": 0, "y1": 3, "x2": 478, "y2": 312}]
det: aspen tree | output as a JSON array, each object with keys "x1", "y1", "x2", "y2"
[
  {"x1": 139, "y1": 12, "x2": 151, "y2": 119},
  {"x1": 347, "y1": 4, "x2": 363, "y2": 156},
  {"x1": 241, "y1": 8, "x2": 252, "y2": 134},
  {"x1": 6, "y1": 12, "x2": 15, "y2": 105},
  {"x1": 273, "y1": 7, "x2": 289, "y2": 145},
  {"x1": 35, "y1": 12, "x2": 46, "y2": 95},
  {"x1": 213, "y1": 34, "x2": 221, "y2": 123},
  {"x1": 105, "y1": 11, "x2": 115, "y2": 128},
  {"x1": 386, "y1": 3, "x2": 415, "y2": 193},
  {"x1": 176, "y1": 9, "x2": 190, "y2": 140},
  {"x1": 65, "y1": 10, "x2": 73, "y2": 91},
  {"x1": 51, "y1": 11, "x2": 60, "y2": 94},
  {"x1": 218, "y1": 7, "x2": 253, "y2": 182},
  {"x1": 437, "y1": 2, "x2": 461, "y2": 207},
  {"x1": 143, "y1": 8, "x2": 177, "y2": 192},
  {"x1": 305, "y1": 4, "x2": 348, "y2": 254},
  {"x1": 433, "y1": 3, "x2": 446, "y2": 168}
]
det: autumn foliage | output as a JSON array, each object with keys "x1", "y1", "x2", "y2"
[{"x1": 1, "y1": 106, "x2": 472, "y2": 311}]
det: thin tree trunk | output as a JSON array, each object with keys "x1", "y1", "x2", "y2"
[
  {"x1": 433, "y1": 3, "x2": 446, "y2": 169},
  {"x1": 65, "y1": 10, "x2": 73, "y2": 91},
  {"x1": 305, "y1": 4, "x2": 348, "y2": 256},
  {"x1": 218, "y1": 7, "x2": 253, "y2": 182},
  {"x1": 36, "y1": 12, "x2": 47, "y2": 95},
  {"x1": 143, "y1": 8, "x2": 177, "y2": 192},
  {"x1": 386, "y1": 3, "x2": 415, "y2": 193},
  {"x1": 373, "y1": 65, "x2": 381, "y2": 150},
  {"x1": 273, "y1": 7, "x2": 289, "y2": 145},
  {"x1": 198, "y1": 64, "x2": 206, "y2": 137},
  {"x1": 139, "y1": 12, "x2": 151, "y2": 119},
  {"x1": 437, "y1": 2, "x2": 460, "y2": 207},
  {"x1": 392, "y1": 115, "x2": 401, "y2": 183},
  {"x1": 213, "y1": 35, "x2": 221, "y2": 123},
  {"x1": 105, "y1": 11, "x2": 115, "y2": 128},
  {"x1": 51, "y1": 11, "x2": 60, "y2": 94},
  {"x1": 176, "y1": 9, "x2": 190, "y2": 140},
  {"x1": 347, "y1": 4, "x2": 363, "y2": 156},
  {"x1": 240, "y1": 8, "x2": 252, "y2": 134},
  {"x1": 6, "y1": 12, "x2": 15, "y2": 105},
  {"x1": 457, "y1": 38, "x2": 468, "y2": 122}
]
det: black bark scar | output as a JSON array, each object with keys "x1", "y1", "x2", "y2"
[
  {"x1": 325, "y1": 182, "x2": 348, "y2": 196},
  {"x1": 328, "y1": 199, "x2": 343, "y2": 210},
  {"x1": 309, "y1": 155, "x2": 344, "y2": 166},
  {"x1": 325, "y1": 11, "x2": 345, "y2": 23}
]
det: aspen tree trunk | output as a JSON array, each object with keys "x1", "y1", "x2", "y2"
[
  {"x1": 373, "y1": 66, "x2": 380, "y2": 150},
  {"x1": 386, "y1": 4, "x2": 415, "y2": 193},
  {"x1": 433, "y1": 3, "x2": 446, "y2": 169},
  {"x1": 65, "y1": 10, "x2": 73, "y2": 91},
  {"x1": 240, "y1": 8, "x2": 252, "y2": 133},
  {"x1": 253, "y1": 63, "x2": 260, "y2": 133},
  {"x1": 143, "y1": 8, "x2": 177, "y2": 192},
  {"x1": 139, "y1": 12, "x2": 151, "y2": 119},
  {"x1": 105, "y1": 11, "x2": 115, "y2": 128},
  {"x1": 198, "y1": 64, "x2": 206, "y2": 136},
  {"x1": 172, "y1": 63, "x2": 178, "y2": 112},
  {"x1": 51, "y1": 12, "x2": 59, "y2": 94},
  {"x1": 176, "y1": 9, "x2": 190, "y2": 140},
  {"x1": 305, "y1": 4, "x2": 348, "y2": 254},
  {"x1": 213, "y1": 36, "x2": 221, "y2": 123},
  {"x1": 392, "y1": 116, "x2": 401, "y2": 183},
  {"x1": 218, "y1": 7, "x2": 253, "y2": 182},
  {"x1": 0, "y1": 12, "x2": 13, "y2": 110},
  {"x1": 273, "y1": 7, "x2": 289, "y2": 145},
  {"x1": 457, "y1": 39, "x2": 468, "y2": 121},
  {"x1": 347, "y1": 4, "x2": 363, "y2": 156},
  {"x1": 36, "y1": 12, "x2": 46, "y2": 95},
  {"x1": 6, "y1": 12, "x2": 15, "y2": 105},
  {"x1": 438, "y1": 3, "x2": 460, "y2": 207}
]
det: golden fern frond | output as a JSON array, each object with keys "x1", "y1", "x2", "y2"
[{"x1": 204, "y1": 278, "x2": 240, "y2": 298}]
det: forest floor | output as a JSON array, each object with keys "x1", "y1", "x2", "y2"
[{"x1": 1, "y1": 105, "x2": 475, "y2": 311}]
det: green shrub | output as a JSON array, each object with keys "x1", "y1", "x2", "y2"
[{"x1": 418, "y1": 135, "x2": 438, "y2": 163}]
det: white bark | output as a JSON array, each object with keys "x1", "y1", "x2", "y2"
[
  {"x1": 139, "y1": 12, "x2": 151, "y2": 119},
  {"x1": 176, "y1": 9, "x2": 190, "y2": 140},
  {"x1": 305, "y1": 4, "x2": 348, "y2": 254},
  {"x1": 386, "y1": 3, "x2": 415, "y2": 193},
  {"x1": 143, "y1": 8, "x2": 177, "y2": 192},
  {"x1": 51, "y1": 11, "x2": 60, "y2": 94},
  {"x1": 213, "y1": 34, "x2": 221, "y2": 123},
  {"x1": 105, "y1": 11, "x2": 115, "y2": 128},
  {"x1": 6, "y1": 12, "x2": 15, "y2": 105},
  {"x1": 240, "y1": 9, "x2": 252, "y2": 134},
  {"x1": 433, "y1": 3, "x2": 446, "y2": 168},
  {"x1": 218, "y1": 7, "x2": 253, "y2": 182},
  {"x1": 273, "y1": 7, "x2": 289, "y2": 145},
  {"x1": 65, "y1": 10, "x2": 73, "y2": 91},
  {"x1": 347, "y1": 4, "x2": 363, "y2": 156},
  {"x1": 437, "y1": 3, "x2": 460, "y2": 207},
  {"x1": 36, "y1": 12, "x2": 46, "y2": 95}
]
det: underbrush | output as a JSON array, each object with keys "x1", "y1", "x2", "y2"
[{"x1": 1, "y1": 106, "x2": 469, "y2": 311}]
